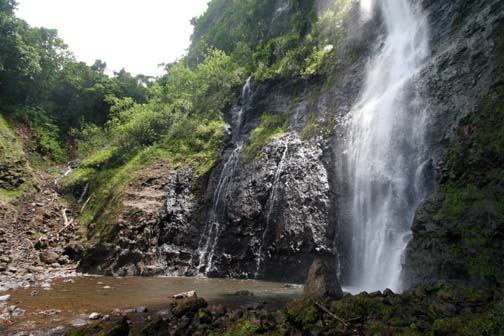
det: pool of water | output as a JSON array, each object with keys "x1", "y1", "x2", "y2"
[{"x1": 3, "y1": 275, "x2": 303, "y2": 333}]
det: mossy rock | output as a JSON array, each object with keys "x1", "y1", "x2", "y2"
[
  {"x1": 223, "y1": 319, "x2": 262, "y2": 336},
  {"x1": 285, "y1": 298, "x2": 320, "y2": 331},
  {"x1": 407, "y1": 83, "x2": 504, "y2": 286}
]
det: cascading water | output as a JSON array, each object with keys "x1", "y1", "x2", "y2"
[
  {"x1": 196, "y1": 77, "x2": 253, "y2": 275},
  {"x1": 255, "y1": 140, "x2": 289, "y2": 277},
  {"x1": 54, "y1": 164, "x2": 73, "y2": 187},
  {"x1": 346, "y1": 0, "x2": 430, "y2": 292},
  {"x1": 77, "y1": 182, "x2": 89, "y2": 203},
  {"x1": 196, "y1": 143, "x2": 243, "y2": 275},
  {"x1": 232, "y1": 76, "x2": 252, "y2": 141}
]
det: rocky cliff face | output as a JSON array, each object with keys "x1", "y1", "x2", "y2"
[
  {"x1": 404, "y1": 0, "x2": 504, "y2": 287},
  {"x1": 77, "y1": 0, "x2": 504, "y2": 288},
  {"x1": 203, "y1": 134, "x2": 332, "y2": 282},
  {"x1": 79, "y1": 160, "x2": 203, "y2": 276},
  {"x1": 77, "y1": 0, "x2": 375, "y2": 281}
]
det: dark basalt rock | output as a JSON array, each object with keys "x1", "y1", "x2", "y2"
[
  {"x1": 404, "y1": 0, "x2": 504, "y2": 288},
  {"x1": 207, "y1": 134, "x2": 334, "y2": 282},
  {"x1": 233, "y1": 290, "x2": 254, "y2": 297},
  {"x1": 75, "y1": 0, "x2": 504, "y2": 292},
  {"x1": 172, "y1": 297, "x2": 208, "y2": 318}
]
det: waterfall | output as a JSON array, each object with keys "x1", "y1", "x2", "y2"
[
  {"x1": 54, "y1": 164, "x2": 73, "y2": 187},
  {"x1": 78, "y1": 182, "x2": 89, "y2": 203},
  {"x1": 196, "y1": 77, "x2": 252, "y2": 275},
  {"x1": 254, "y1": 140, "x2": 289, "y2": 278},
  {"x1": 196, "y1": 143, "x2": 243, "y2": 275},
  {"x1": 346, "y1": 0, "x2": 430, "y2": 292},
  {"x1": 232, "y1": 76, "x2": 252, "y2": 141}
]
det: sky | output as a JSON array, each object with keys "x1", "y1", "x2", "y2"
[{"x1": 16, "y1": 0, "x2": 209, "y2": 77}]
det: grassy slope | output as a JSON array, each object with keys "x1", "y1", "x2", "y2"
[{"x1": 0, "y1": 114, "x2": 31, "y2": 201}]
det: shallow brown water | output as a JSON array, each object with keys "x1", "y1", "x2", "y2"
[{"x1": 4, "y1": 275, "x2": 303, "y2": 333}]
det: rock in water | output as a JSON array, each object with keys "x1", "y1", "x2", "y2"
[
  {"x1": 304, "y1": 256, "x2": 343, "y2": 300},
  {"x1": 135, "y1": 306, "x2": 148, "y2": 313},
  {"x1": 172, "y1": 297, "x2": 208, "y2": 317},
  {"x1": 172, "y1": 290, "x2": 196, "y2": 299},
  {"x1": 71, "y1": 318, "x2": 88, "y2": 327},
  {"x1": 233, "y1": 290, "x2": 254, "y2": 296},
  {"x1": 89, "y1": 312, "x2": 103, "y2": 320}
]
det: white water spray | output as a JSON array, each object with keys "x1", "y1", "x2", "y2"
[
  {"x1": 359, "y1": 0, "x2": 375, "y2": 21},
  {"x1": 347, "y1": 0, "x2": 430, "y2": 292}
]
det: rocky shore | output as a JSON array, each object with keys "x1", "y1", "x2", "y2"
[{"x1": 63, "y1": 282, "x2": 503, "y2": 336}]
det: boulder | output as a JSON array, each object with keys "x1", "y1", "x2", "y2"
[
  {"x1": 173, "y1": 290, "x2": 196, "y2": 299},
  {"x1": 172, "y1": 297, "x2": 208, "y2": 317},
  {"x1": 233, "y1": 290, "x2": 254, "y2": 296},
  {"x1": 40, "y1": 250, "x2": 59, "y2": 264},
  {"x1": 71, "y1": 318, "x2": 88, "y2": 327},
  {"x1": 303, "y1": 256, "x2": 343, "y2": 300},
  {"x1": 89, "y1": 312, "x2": 103, "y2": 320},
  {"x1": 135, "y1": 306, "x2": 148, "y2": 313}
]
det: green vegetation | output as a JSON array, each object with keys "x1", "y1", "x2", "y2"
[
  {"x1": 79, "y1": 148, "x2": 162, "y2": 240},
  {"x1": 244, "y1": 114, "x2": 287, "y2": 159},
  {"x1": 62, "y1": 115, "x2": 227, "y2": 241},
  {"x1": 432, "y1": 82, "x2": 504, "y2": 284},
  {"x1": 188, "y1": 0, "x2": 316, "y2": 68},
  {"x1": 0, "y1": 114, "x2": 30, "y2": 201},
  {"x1": 256, "y1": 283, "x2": 504, "y2": 335},
  {"x1": 188, "y1": 0, "x2": 354, "y2": 81},
  {"x1": 286, "y1": 298, "x2": 320, "y2": 332},
  {"x1": 58, "y1": 47, "x2": 240, "y2": 240},
  {"x1": 441, "y1": 183, "x2": 486, "y2": 222},
  {"x1": 0, "y1": 0, "x2": 151, "y2": 163},
  {"x1": 0, "y1": 0, "x2": 359, "y2": 240},
  {"x1": 424, "y1": 29, "x2": 504, "y2": 288},
  {"x1": 0, "y1": 114, "x2": 24, "y2": 161},
  {"x1": 224, "y1": 319, "x2": 261, "y2": 336}
]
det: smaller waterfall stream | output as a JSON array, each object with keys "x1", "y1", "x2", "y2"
[
  {"x1": 232, "y1": 76, "x2": 252, "y2": 140},
  {"x1": 197, "y1": 143, "x2": 243, "y2": 275},
  {"x1": 54, "y1": 164, "x2": 73, "y2": 187},
  {"x1": 196, "y1": 77, "x2": 253, "y2": 275},
  {"x1": 255, "y1": 140, "x2": 289, "y2": 278},
  {"x1": 77, "y1": 182, "x2": 89, "y2": 203}
]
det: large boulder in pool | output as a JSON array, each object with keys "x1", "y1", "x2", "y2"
[
  {"x1": 304, "y1": 256, "x2": 343, "y2": 300},
  {"x1": 172, "y1": 297, "x2": 208, "y2": 317}
]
